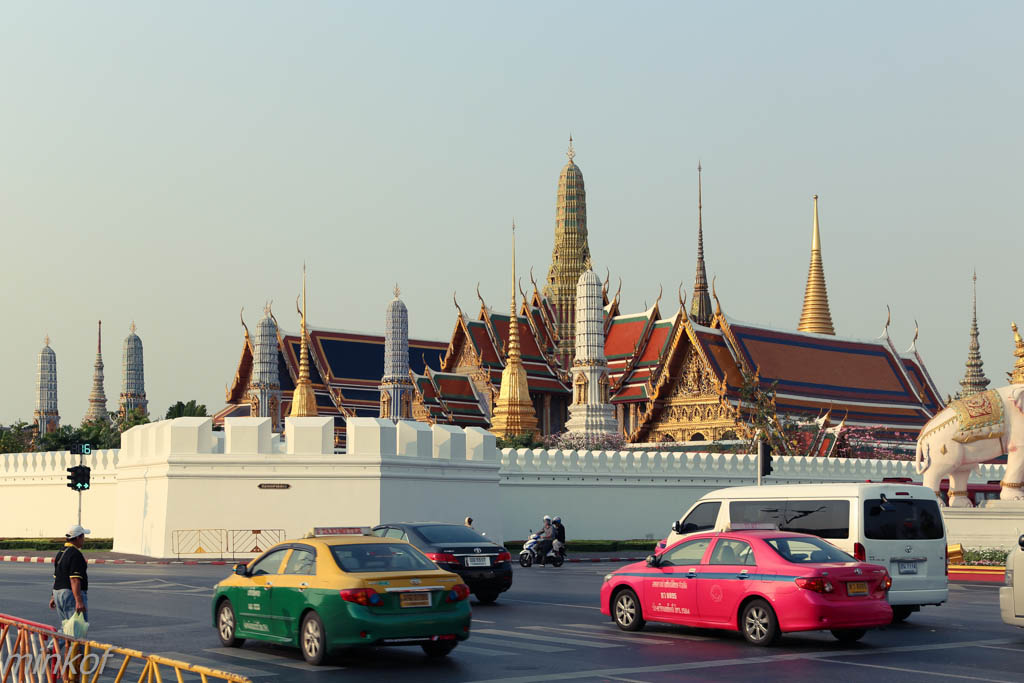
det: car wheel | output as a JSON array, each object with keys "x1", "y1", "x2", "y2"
[
  {"x1": 474, "y1": 589, "x2": 501, "y2": 604},
  {"x1": 300, "y1": 612, "x2": 327, "y2": 665},
  {"x1": 891, "y1": 606, "x2": 914, "y2": 623},
  {"x1": 519, "y1": 552, "x2": 532, "y2": 568},
  {"x1": 217, "y1": 600, "x2": 244, "y2": 648},
  {"x1": 740, "y1": 599, "x2": 780, "y2": 646},
  {"x1": 612, "y1": 589, "x2": 645, "y2": 632},
  {"x1": 422, "y1": 641, "x2": 457, "y2": 658},
  {"x1": 831, "y1": 629, "x2": 867, "y2": 643}
]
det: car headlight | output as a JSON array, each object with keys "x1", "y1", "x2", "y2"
[{"x1": 603, "y1": 573, "x2": 614, "y2": 583}]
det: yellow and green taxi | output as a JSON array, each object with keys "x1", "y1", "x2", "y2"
[{"x1": 212, "y1": 527, "x2": 472, "y2": 664}]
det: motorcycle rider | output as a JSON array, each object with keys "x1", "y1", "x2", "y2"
[
  {"x1": 535, "y1": 515, "x2": 555, "y2": 565},
  {"x1": 552, "y1": 516, "x2": 566, "y2": 557}
]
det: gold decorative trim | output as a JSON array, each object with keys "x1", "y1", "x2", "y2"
[
  {"x1": 1000, "y1": 480, "x2": 1023, "y2": 489},
  {"x1": 949, "y1": 490, "x2": 969, "y2": 497}
]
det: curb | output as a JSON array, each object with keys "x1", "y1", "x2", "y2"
[{"x1": 1, "y1": 555, "x2": 230, "y2": 566}]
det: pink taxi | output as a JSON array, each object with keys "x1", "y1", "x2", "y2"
[{"x1": 600, "y1": 529, "x2": 892, "y2": 645}]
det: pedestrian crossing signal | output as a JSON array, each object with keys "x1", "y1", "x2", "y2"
[{"x1": 65, "y1": 465, "x2": 91, "y2": 491}]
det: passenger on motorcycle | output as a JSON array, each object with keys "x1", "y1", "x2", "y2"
[
  {"x1": 552, "y1": 516, "x2": 566, "y2": 552},
  {"x1": 535, "y1": 515, "x2": 555, "y2": 565}
]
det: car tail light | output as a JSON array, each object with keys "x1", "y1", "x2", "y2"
[
  {"x1": 425, "y1": 552, "x2": 458, "y2": 564},
  {"x1": 496, "y1": 551, "x2": 512, "y2": 563},
  {"x1": 339, "y1": 588, "x2": 382, "y2": 606},
  {"x1": 446, "y1": 584, "x2": 471, "y2": 602},
  {"x1": 853, "y1": 543, "x2": 866, "y2": 561},
  {"x1": 795, "y1": 576, "x2": 834, "y2": 593},
  {"x1": 880, "y1": 573, "x2": 892, "y2": 591}
]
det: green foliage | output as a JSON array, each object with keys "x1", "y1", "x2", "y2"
[
  {"x1": 496, "y1": 433, "x2": 543, "y2": 449},
  {"x1": 113, "y1": 407, "x2": 150, "y2": 433},
  {"x1": 0, "y1": 538, "x2": 114, "y2": 551},
  {"x1": 962, "y1": 547, "x2": 1010, "y2": 566},
  {"x1": 165, "y1": 400, "x2": 208, "y2": 419},
  {"x1": 36, "y1": 425, "x2": 82, "y2": 452},
  {"x1": 0, "y1": 421, "x2": 34, "y2": 453},
  {"x1": 737, "y1": 369, "x2": 801, "y2": 455}
]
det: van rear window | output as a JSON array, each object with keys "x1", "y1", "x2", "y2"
[
  {"x1": 863, "y1": 499, "x2": 944, "y2": 540},
  {"x1": 729, "y1": 500, "x2": 850, "y2": 539}
]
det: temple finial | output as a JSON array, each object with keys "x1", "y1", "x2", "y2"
[
  {"x1": 129, "y1": 320, "x2": 136, "y2": 335},
  {"x1": 44, "y1": 334, "x2": 50, "y2": 347},
  {"x1": 797, "y1": 194, "x2": 835, "y2": 335},
  {"x1": 394, "y1": 283, "x2": 401, "y2": 299},
  {"x1": 567, "y1": 135, "x2": 575, "y2": 163}
]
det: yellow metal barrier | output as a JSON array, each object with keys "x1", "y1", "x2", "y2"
[
  {"x1": 947, "y1": 543, "x2": 964, "y2": 565},
  {"x1": 0, "y1": 614, "x2": 250, "y2": 683}
]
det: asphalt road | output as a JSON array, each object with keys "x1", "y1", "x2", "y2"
[{"x1": 1, "y1": 561, "x2": 1021, "y2": 682}]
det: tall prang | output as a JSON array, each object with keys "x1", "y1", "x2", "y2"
[
  {"x1": 34, "y1": 336, "x2": 59, "y2": 435},
  {"x1": 958, "y1": 271, "x2": 990, "y2": 397},
  {"x1": 380, "y1": 285, "x2": 414, "y2": 421},
  {"x1": 290, "y1": 266, "x2": 319, "y2": 418},
  {"x1": 690, "y1": 162, "x2": 713, "y2": 326},
  {"x1": 544, "y1": 136, "x2": 592, "y2": 369},
  {"x1": 248, "y1": 304, "x2": 282, "y2": 429},
  {"x1": 797, "y1": 195, "x2": 836, "y2": 335},
  {"x1": 565, "y1": 269, "x2": 617, "y2": 437},
  {"x1": 490, "y1": 222, "x2": 540, "y2": 440},
  {"x1": 119, "y1": 322, "x2": 148, "y2": 418},
  {"x1": 85, "y1": 320, "x2": 109, "y2": 422}
]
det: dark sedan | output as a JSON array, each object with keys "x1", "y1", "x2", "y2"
[{"x1": 371, "y1": 522, "x2": 513, "y2": 603}]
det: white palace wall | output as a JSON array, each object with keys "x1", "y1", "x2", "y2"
[{"x1": 0, "y1": 417, "x2": 1009, "y2": 554}]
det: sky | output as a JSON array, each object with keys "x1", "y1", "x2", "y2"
[{"x1": 2, "y1": 1, "x2": 1022, "y2": 425}]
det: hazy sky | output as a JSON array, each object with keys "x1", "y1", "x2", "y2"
[{"x1": 2, "y1": 1, "x2": 1022, "y2": 425}]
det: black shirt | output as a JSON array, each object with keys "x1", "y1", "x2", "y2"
[
  {"x1": 53, "y1": 544, "x2": 88, "y2": 592},
  {"x1": 554, "y1": 524, "x2": 565, "y2": 544}
]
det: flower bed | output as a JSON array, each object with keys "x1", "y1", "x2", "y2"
[{"x1": 962, "y1": 547, "x2": 1009, "y2": 566}]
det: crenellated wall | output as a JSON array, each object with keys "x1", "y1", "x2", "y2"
[
  {"x1": 499, "y1": 448, "x2": 1007, "y2": 542},
  {"x1": 0, "y1": 448, "x2": 119, "y2": 538},
  {"x1": 0, "y1": 422, "x2": 1008, "y2": 553}
]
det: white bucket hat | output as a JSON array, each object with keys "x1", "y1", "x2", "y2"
[{"x1": 65, "y1": 524, "x2": 91, "y2": 538}]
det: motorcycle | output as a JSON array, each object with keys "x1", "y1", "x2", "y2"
[{"x1": 519, "y1": 533, "x2": 566, "y2": 567}]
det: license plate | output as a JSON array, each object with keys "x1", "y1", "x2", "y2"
[
  {"x1": 846, "y1": 581, "x2": 869, "y2": 596},
  {"x1": 898, "y1": 562, "x2": 917, "y2": 575},
  {"x1": 399, "y1": 591, "x2": 432, "y2": 608},
  {"x1": 465, "y1": 556, "x2": 490, "y2": 567}
]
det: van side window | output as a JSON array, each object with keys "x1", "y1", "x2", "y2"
[
  {"x1": 729, "y1": 500, "x2": 850, "y2": 539},
  {"x1": 681, "y1": 502, "x2": 720, "y2": 534}
]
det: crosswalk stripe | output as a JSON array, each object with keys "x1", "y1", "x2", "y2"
[
  {"x1": 566, "y1": 623, "x2": 712, "y2": 641},
  {"x1": 458, "y1": 644, "x2": 520, "y2": 656},
  {"x1": 474, "y1": 628, "x2": 620, "y2": 648},
  {"x1": 204, "y1": 647, "x2": 345, "y2": 671},
  {"x1": 471, "y1": 636, "x2": 571, "y2": 653},
  {"x1": 520, "y1": 625, "x2": 675, "y2": 644},
  {"x1": 159, "y1": 652, "x2": 278, "y2": 678}
]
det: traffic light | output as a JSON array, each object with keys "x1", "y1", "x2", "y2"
[
  {"x1": 65, "y1": 465, "x2": 91, "y2": 491},
  {"x1": 759, "y1": 441, "x2": 774, "y2": 477}
]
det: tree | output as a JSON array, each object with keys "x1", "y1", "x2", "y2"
[
  {"x1": 113, "y1": 407, "x2": 150, "y2": 433},
  {"x1": 0, "y1": 421, "x2": 33, "y2": 453},
  {"x1": 496, "y1": 433, "x2": 544, "y2": 449},
  {"x1": 78, "y1": 417, "x2": 122, "y2": 449},
  {"x1": 36, "y1": 424, "x2": 82, "y2": 452},
  {"x1": 165, "y1": 400, "x2": 208, "y2": 419},
  {"x1": 736, "y1": 369, "x2": 800, "y2": 456}
]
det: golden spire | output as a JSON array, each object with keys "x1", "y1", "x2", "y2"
[
  {"x1": 1010, "y1": 322, "x2": 1024, "y2": 384},
  {"x1": 690, "y1": 161, "x2": 713, "y2": 325},
  {"x1": 290, "y1": 264, "x2": 318, "y2": 417},
  {"x1": 797, "y1": 195, "x2": 836, "y2": 335},
  {"x1": 490, "y1": 221, "x2": 539, "y2": 440}
]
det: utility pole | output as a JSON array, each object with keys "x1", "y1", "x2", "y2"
[{"x1": 756, "y1": 434, "x2": 763, "y2": 487}]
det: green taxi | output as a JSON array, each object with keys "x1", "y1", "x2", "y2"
[{"x1": 211, "y1": 527, "x2": 472, "y2": 664}]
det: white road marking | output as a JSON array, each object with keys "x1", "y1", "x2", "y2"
[
  {"x1": 473, "y1": 628, "x2": 620, "y2": 648},
  {"x1": 820, "y1": 658, "x2": 1014, "y2": 682},
  {"x1": 977, "y1": 644, "x2": 1024, "y2": 653},
  {"x1": 458, "y1": 637, "x2": 1014, "y2": 683},
  {"x1": 520, "y1": 625, "x2": 675, "y2": 645},
  {"x1": 204, "y1": 647, "x2": 344, "y2": 671},
  {"x1": 472, "y1": 618, "x2": 497, "y2": 623},
  {"x1": 499, "y1": 598, "x2": 601, "y2": 610},
  {"x1": 566, "y1": 622, "x2": 712, "y2": 641},
  {"x1": 470, "y1": 636, "x2": 570, "y2": 653},
  {"x1": 459, "y1": 644, "x2": 520, "y2": 656}
]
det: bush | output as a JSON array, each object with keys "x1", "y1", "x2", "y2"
[
  {"x1": 962, "y1": 547, "x2": 1009, "y2": 566},
  {"x1": 0, "y1": 538, "x2": 114, "y2": 551}
]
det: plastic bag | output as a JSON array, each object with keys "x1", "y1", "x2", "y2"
[{"x1": 61, "y1": 612, "x2": 89, "y2": 638}]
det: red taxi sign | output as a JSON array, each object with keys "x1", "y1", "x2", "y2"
[{"x1": 313, "y1": 526, "x2": 371, "y2": 536}]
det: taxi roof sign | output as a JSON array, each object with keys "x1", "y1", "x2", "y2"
[
  {"x1": 725, "y1": 522, "x2": 779, "y2": 531},
  {"x1": 312, "y1": 526, "x2": 372, "y2": 536}
]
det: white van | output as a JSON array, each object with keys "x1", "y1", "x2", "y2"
[
  {"x1": 1000, "y1": 533, "x2": 1024, "y2": 628},
  {"x1": 664, "y1": 483, "x2": 948, "y2": 621}
]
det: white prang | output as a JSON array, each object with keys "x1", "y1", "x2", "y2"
[{"x1": 565, "y1": 269, "x2": 617, "y2": 436}]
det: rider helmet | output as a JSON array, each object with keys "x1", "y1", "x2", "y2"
[
  {"x1": 543, "y1": 515, "x2": 552, "y2": 522},
  {"x1": 553, "y1": 516, "x2": 561, "y2": 523}
]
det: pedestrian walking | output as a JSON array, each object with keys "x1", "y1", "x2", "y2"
[{"x1": 49, "y1": 524, "x2": 90, "y2": 625}]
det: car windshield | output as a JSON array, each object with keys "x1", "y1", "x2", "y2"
[
  {"x1": 330, "y1": 543, "x2": 437, "y2": 573},
  {"x1": 416, "y1": 524, "x2": 490, "y2": 544},
  {"x1": 766, "y1": 537, "x2": 855, "y2": 564}
]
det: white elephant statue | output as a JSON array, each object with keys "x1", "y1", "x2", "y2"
[{"x1": 915, "y1": 384, "x2": 1024, "y2": 507}]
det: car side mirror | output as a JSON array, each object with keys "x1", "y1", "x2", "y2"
[
  {"x1": 233, "y1": 564, "x2": 248, "y2": 577},
  {"x1": 1019, "y1": 534, "x2": 1024, "y2": 551},
  {"x1": 645, "y1": 554, "x2": 659, "y2": 567},
  {"x1": 671, "y1": 521, "x2": 682, "y2": 534}
]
